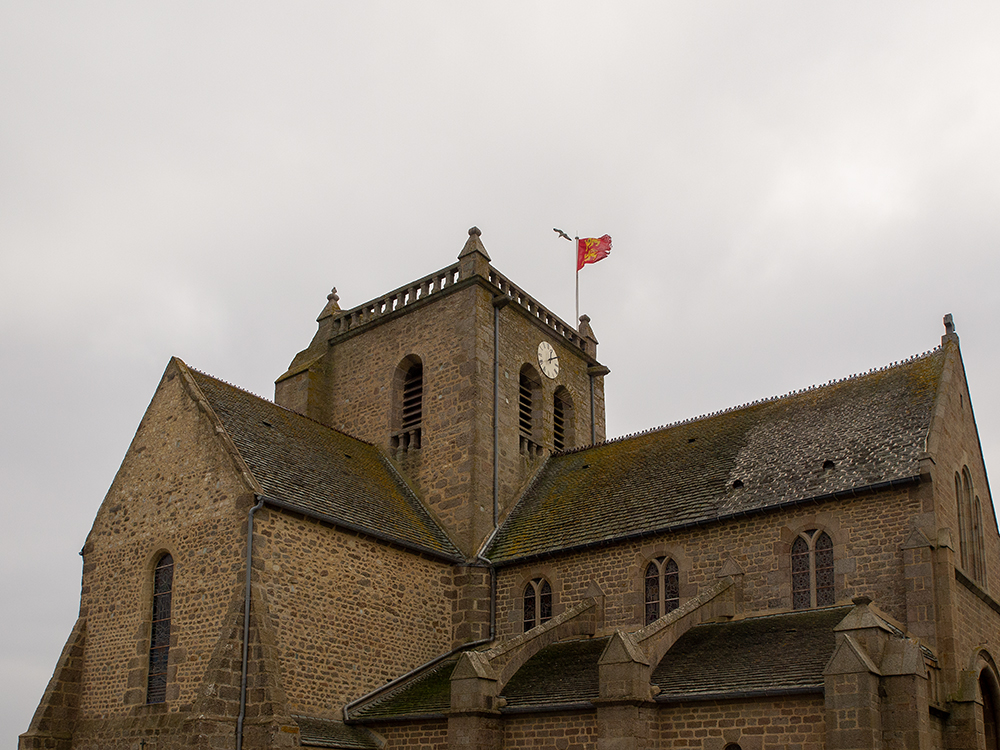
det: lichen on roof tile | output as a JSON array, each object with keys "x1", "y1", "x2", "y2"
[
  {"x1": 488, "y1": 349, "x2": 945, "y2": 563},
  {"x1": 188, "y1": 368, "x2": 462, "y2": 560}
]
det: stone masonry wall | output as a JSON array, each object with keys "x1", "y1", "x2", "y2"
[
  {"x1": 277, "y1": 276, "x2": 605, "y2": 558},
  {"x1": 255, "y1": 508, "x2": 454, "y2": 715},
  {"x1": 654, "y1": 695, "x2": 826, "y2": 749},
  {"x1": 494, "y1": 296, "x2": 604, "y2": 520},
  {"x1": 76, "y1": 366, "x2": 254, "y2": 717},
  {"x1": 494, "y1": 488, "x2": 922, "y2": 638},
  {"x1": 927, "y1": 340, "x2": 1000, "y2": 610},
  {"x1": 376, "y1": 719, "x2": 449, "y2": 750},
  {"x1": 503, "y1": 709, "x2": 597, "y2": 750}
]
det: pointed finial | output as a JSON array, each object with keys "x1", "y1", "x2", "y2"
[
  {"x1": 458, "y1": 225, "x2": 491, "y2": 265},
  {"x1": 317, "y1": 286, "x2": 342, "y2": 321}
]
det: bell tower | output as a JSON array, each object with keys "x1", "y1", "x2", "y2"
[{"x1": 275, "y1": 227, "x2": 608, "y2": 557}]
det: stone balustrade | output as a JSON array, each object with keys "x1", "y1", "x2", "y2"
[
  {"x1": 325, "y1": 261, "x2": 588, "y2": 355},
  {"x1": 488, "y1": 269, "x2": 585, "y2": 349},
  {"x1": 328, "y1": 263, "x2": 462, "y2": 336}
]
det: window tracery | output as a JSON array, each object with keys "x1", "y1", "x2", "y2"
[
  {"x1": 523, "y1": 577, "x2": 552, "y2": 632},
  {"x1": 644, "y1": 556, "x2": 679, "y2": 625},
  {"x1": 791, "y1": 529, "x2": 834, "y2": 609}
]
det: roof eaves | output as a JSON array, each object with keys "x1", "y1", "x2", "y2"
[
  {"x1": 655, "y1": 686, "x2": 824, "y2": 704},
  {"x1": 491, "y1": 475, "x2": 922, "y2": 568},
  {"x1": 260, "y1": 495, "x2": 465, "y2": 564}
]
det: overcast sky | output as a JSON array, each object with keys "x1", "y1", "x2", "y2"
[{"x1": 3, "y1": 1, "x2": 999, "y2": 742}]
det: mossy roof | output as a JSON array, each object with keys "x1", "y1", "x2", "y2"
[
  {"x1": 295, "y1": 715, "x2": 381, "y2": 749},
  {"x1": 188, "y1": 366, "x2": 462, "y2": 560},
  {"x1": 488, "y1": 348, "x2": 945, "y2": 562},
  {"x1": 652, "y1": 606, "x2": 851, "y2": 698},
  {"x1": 351, "y1": 608, "x2": 850, "y2": 719},
  {"x1": 349, "y1": 655, "x2": 459, "y2": 720}
]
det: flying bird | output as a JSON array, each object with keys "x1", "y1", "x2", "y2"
[{"x1": 553, "y1": 228, "x2": 572, "y2": 241}]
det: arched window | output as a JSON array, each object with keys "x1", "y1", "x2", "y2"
[
  {"x1": 957, "y1": 467, "x2": 986, "y2": 586},
  {"x1": 147, "y1": 553, "x2": 173, "y2": 704},
  {"x1": 523, "y1": 577, "x2": 552, "y2": 632},
  {"x1": 644, "y1": 557, "x2": 679, "y2": 625},
  {"x1": 792, "y1": 530, "x2": 834, "y2": 609},
  {"x1": 553, "y1": 387, "x2": 574, "y2": 452},
  {"x1": 981, "y1": 668, "x2": 1000, "y2": 750},
  {"x1": 957, "y1": 472, "x2": 971, "y2": 572},
  {"x1": 519, "y1": 365, "x2": 542, "y2": 456},
  {"x1": 391, "y1": 356, "x2": 423, "y2": 453}
]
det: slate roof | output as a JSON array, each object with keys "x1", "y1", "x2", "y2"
[
  {"x1": 351, "y1": 608, "x2": 849, "y2": 719},
  {"x1": 294, "y1": 716, "x2": 381, "y2": 749},
  {"x1": 187, "y1": 364, "x2": 462, "y2": 560},
  {"x1": 349, "y1": 655, "x2": 459, "y2": 720},
  {"x1": 502, "y1": 636, "x2": 608, "y2": 708},
  {"x1": 488, "y1": 348, "x2": 945, "y2": 562},
  {"x1": 652, "y1": 606, "x2": 851, "y2": 699}
]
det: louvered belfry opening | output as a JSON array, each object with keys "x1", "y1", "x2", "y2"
[
  {"x1": 391, "y1": 357, "x2": 423, "y2": 453},
  {"x1": 519, "y1": 373, "x2": 533, "y2": 435},
  {"x1": 401, "y1": 363, "x2": 423, "y2": 431},
  {"x1": 518, "y1": 365, "x2": 542, "y2": 457},
  {"x1": 553, "y1": 387, "x2": 573, "y2": 452},
  {"x1": 553, "y1": 393, "x2": 566, "y2": 451},
  {"x1": 147, "y1": 553, "x2": 173, "y2": 704}
]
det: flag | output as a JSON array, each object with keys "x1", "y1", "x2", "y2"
[{"x1": 577, "y1": 234, "x2": 612, "y2": 271}]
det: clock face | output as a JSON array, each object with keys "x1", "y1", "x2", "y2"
[{"x1": 537, "y1": 341, "x2": 559, "y2": 379}]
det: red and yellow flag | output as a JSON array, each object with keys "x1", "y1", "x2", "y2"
[{"x1": 577, "y1": 234, "x2": 612, "y2": 271}]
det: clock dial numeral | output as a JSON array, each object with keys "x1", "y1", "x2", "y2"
[{"x1": 537, "y1": 342, "x2": 559, "y2": 379}]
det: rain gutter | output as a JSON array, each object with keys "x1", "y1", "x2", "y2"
[{"x1": 492, "y1": 475, "x2": 922, "y2": 569}]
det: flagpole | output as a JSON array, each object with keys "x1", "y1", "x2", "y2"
[
  {"x1": 575, "y1": 236, "x2": 580, "y2": 327},
  {"x1": 553, "y1": 227, "x2": 578, "y2": 329}
]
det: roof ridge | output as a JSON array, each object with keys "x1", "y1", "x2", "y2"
[
  {"x1": 583, "y1": 345, "x2": 944, "y2": 452},
  {"x1": 187, "y1": 364, "x2": 380, "y2": 447}
]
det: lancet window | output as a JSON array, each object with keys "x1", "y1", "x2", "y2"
[
  {"x1": 644, "y1": 557, "x2": 679, "y2": 625},
  {"x1": 147, "y1": 553, "x2": 173, "y2": 704},
  {"x1": 791, "y1": 530, "x2": 834, "y2": 609},
  {"x1": 523, "y1": 577, "x2": 552, "y2": 632}
]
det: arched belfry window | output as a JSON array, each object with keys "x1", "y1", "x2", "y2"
[
  {"x1": 957, "y1": 467, "x2": 986, "y2": 586},
  {"x1": 553, "y1": 387, "x2": 574, "y2": 452},
  {"x1": 791, "y1": 530, "x2": 834, "y2": 609},
  {"x1": 519, "y1": 365, "x2": 542, "y2": 456},
  {"x1": 644, "y1": 557, "x2": 679, "y2": 625},
  {"x1": 391, "y1": 356, "x2": 423, "y2": 453},
  {"x1": 523, "y1": 577, "x2": 552, "y2": 632},
  {"x1": 147, "y1": 553, "x2": 173, "y2": 704}
]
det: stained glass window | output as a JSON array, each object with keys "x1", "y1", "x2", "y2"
[
  {"x1": 523, "y1": 578, "x2": 552, "y2": 632},
  {"x1": 147, "y1": 553, "x2": 173, "y2": 704},
  {"x1": 792, "y1": 530, "x2": 835, "y2": 609},
  {"x1": 644, "y1": 557, "x2": 680, "y2": 625}
]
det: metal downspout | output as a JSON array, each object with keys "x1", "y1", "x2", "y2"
[
  {"x1": 492, "y1": 296, "x2": 509, "y2": 528},
  {"x1": 237, "y1": 495, "x2": 266, "y2": 750},
  {"x1": 589, "y1": 373, "x2": 596, "y2": 444}
]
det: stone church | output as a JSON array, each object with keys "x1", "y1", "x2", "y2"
[{"x1": 21, "y1": 228, "x2": 1000, "y2": 750}]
